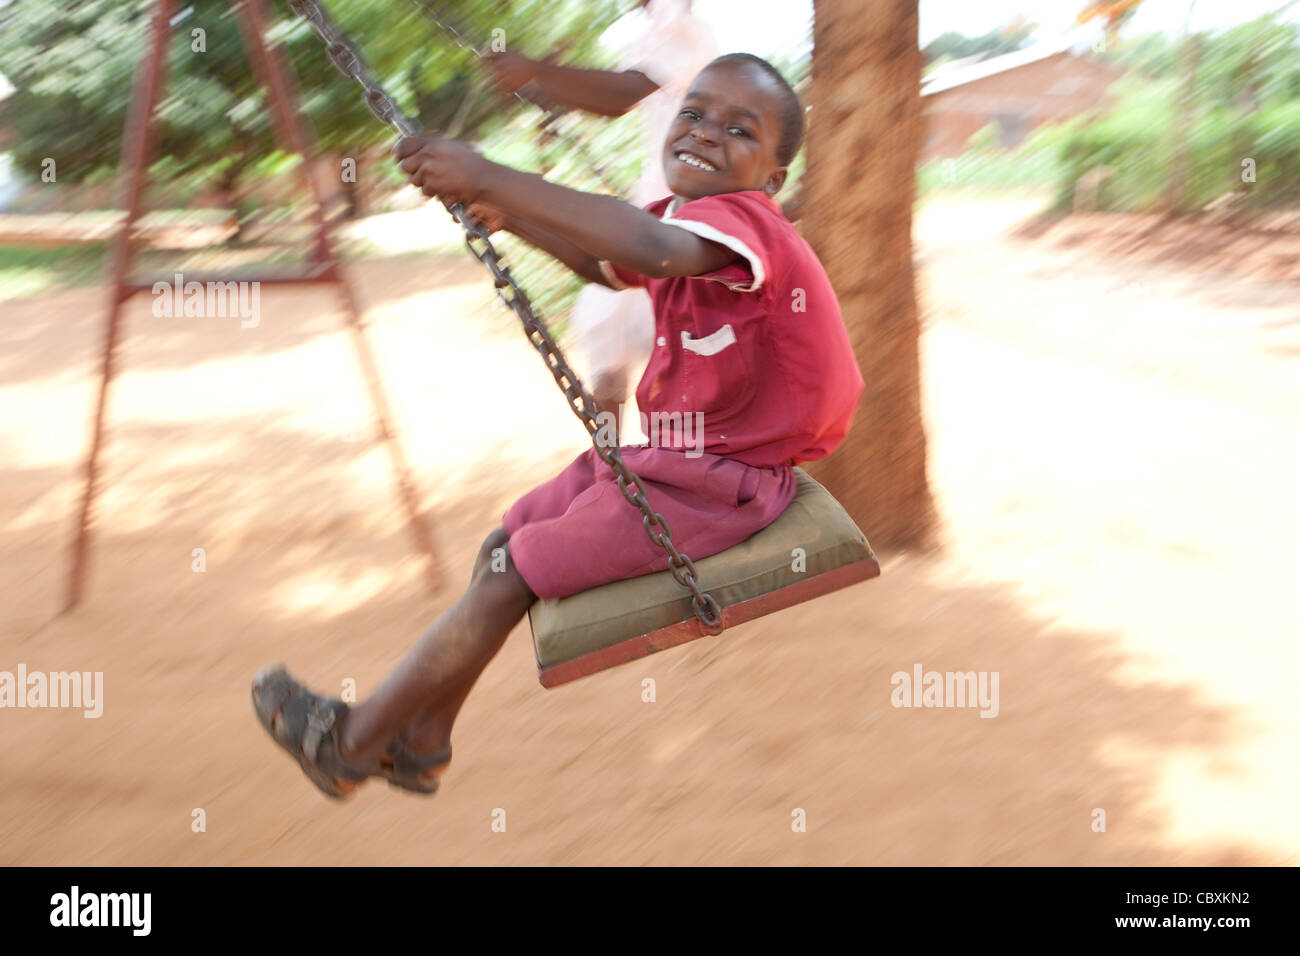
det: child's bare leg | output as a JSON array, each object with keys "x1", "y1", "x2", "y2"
[
  {"x1": 335, "y1": 528, "x2": 534, "y2": 767},
  {"x1": 395, "y1": 678, "x2": 475, "y2": 757},
  {"x1": 387, "y1": 529, "x2": 516, "y2": 755}
]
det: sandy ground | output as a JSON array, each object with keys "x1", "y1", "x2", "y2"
[{"x1": 1, "y1": 194, "x2": 1297, "y2": 865}]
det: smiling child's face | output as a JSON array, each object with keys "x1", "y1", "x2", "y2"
[{"x1": 662, "y1": 61, "x2": 789, "y2": 202}]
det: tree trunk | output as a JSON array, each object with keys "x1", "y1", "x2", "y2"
[{"x1": 803, "y1": 0, "x2": 935, "y2": 548}]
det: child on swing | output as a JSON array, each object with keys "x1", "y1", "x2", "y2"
[{"x1": 252, "y1": 53, "x2": 864, "y2": 798}]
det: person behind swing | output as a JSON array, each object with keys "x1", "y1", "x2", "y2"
[{"x1": 251, "y1": 53, "x2": 864, "y2": 798}]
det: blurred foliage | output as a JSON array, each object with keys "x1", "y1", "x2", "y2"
[
  {"x1": 1062, "y1": 13, "x2": 1300, "y2": 212},
  {"x1": 918, "y1": 14, "x2": 1300, "y2": 213},
  {"x1": 0, "y1": 0, "x2": 625, "y2": 192},
  {"x1": 0, "y1": 242, "x2": 107, "y2": 300},
  {"x1": 922, "y1": 20, "x2": 1036, "y2": 69},
  {"x1": 0, "y1": 0, "x2": 646, "y2": 321},
  {"x1": 916, "y1": 122, "x2": 1066, "y2": 193},
  {"x1": 1100, "y1": 14, "x2": 1300, "y2": 104}
]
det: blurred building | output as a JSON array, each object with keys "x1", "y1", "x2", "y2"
[{"x1": 921, "y1": 41, "x2": 1123, "y2": 160}]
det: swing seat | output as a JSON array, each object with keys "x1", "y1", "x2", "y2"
[{"x1": 529, "y1": 468, "x2": 880, "y2": 687}]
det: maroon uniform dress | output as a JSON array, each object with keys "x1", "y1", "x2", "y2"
[{"x1": 504, "y1": 190, "x2": 864, "y2": 599}]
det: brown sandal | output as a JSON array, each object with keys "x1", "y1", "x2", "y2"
[
  {"x1": 251, "y1": 665, "x2": 371, "y2": 800},
  {"x1": 377, "y1": 738, "x2": 452, "y2": 795}
]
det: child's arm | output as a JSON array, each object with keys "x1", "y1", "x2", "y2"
[
  {"x1": 396, "y1": 135, "x2": 738, "y2": 279},
  {"x1": 466, "y1": 203, "x2": 615, "y2": 288},
  {"x1": 483, "y1": 52, "x2": 657, "y2": 117}
]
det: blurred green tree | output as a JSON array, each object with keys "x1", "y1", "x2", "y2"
[
  {"x1": 1060, "y1": 11, "x2": 1300, "y2": 212},
  {"x1": 922, "y1": 20, "x2": 1037, "y2": 68},
  {"x1": 0, "y1": 0, "x2": 622, "y2": 207}
]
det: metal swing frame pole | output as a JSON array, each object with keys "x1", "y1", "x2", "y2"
[
  {"x1": 64, "y1": 0, "x2": 442, "y2": 612},
  {"x1": 64, "y1": 0, "x2": 175, "y2": 613}
]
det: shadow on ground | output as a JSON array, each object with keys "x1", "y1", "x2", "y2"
[{"x1": 0, "y1": 414, "x2": 1263, "y2": 865}]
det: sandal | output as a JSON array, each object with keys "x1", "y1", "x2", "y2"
[
  {"x1": 377, "y1": 737, "x2": 452, "y2": 795},
  {"x1": 251, "y1": 665, "x2": 372, "y2": 800}
]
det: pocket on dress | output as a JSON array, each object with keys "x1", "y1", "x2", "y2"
[{"x1": 680, "y1": 323, "x2": 756, "y2": 420}]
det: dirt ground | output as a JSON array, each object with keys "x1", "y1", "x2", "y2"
[{"x1": 1, "y1": 193, "x2": 1297, "y2": 865}]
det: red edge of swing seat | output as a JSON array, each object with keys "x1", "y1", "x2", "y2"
[{"x1": 535, "y1": 555, "x2": 880, "y2": 688}]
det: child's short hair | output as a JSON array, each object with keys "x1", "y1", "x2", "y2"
[{"x1": 707, "y1": 53, "x2": 805, "y2": 166}]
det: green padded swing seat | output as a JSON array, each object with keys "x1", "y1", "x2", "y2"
[{"x1": 529, "y1": 468, "x2": 880, "y2": 687}]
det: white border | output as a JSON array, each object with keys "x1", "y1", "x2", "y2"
[{"x1": 659, "y1": 215, "x2": 765, "y2": 293}]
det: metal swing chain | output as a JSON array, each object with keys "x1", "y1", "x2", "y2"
[
  {"x1": 401, "y1": 0, "x2": 622, "y2": 193},
  {"x1": 287, "y1": 0, "x2": 723, "y2": 630}
]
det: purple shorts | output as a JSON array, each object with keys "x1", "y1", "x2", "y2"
[{"x1": 503, "y1": 447, "x2": 796, "y2": 600}]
